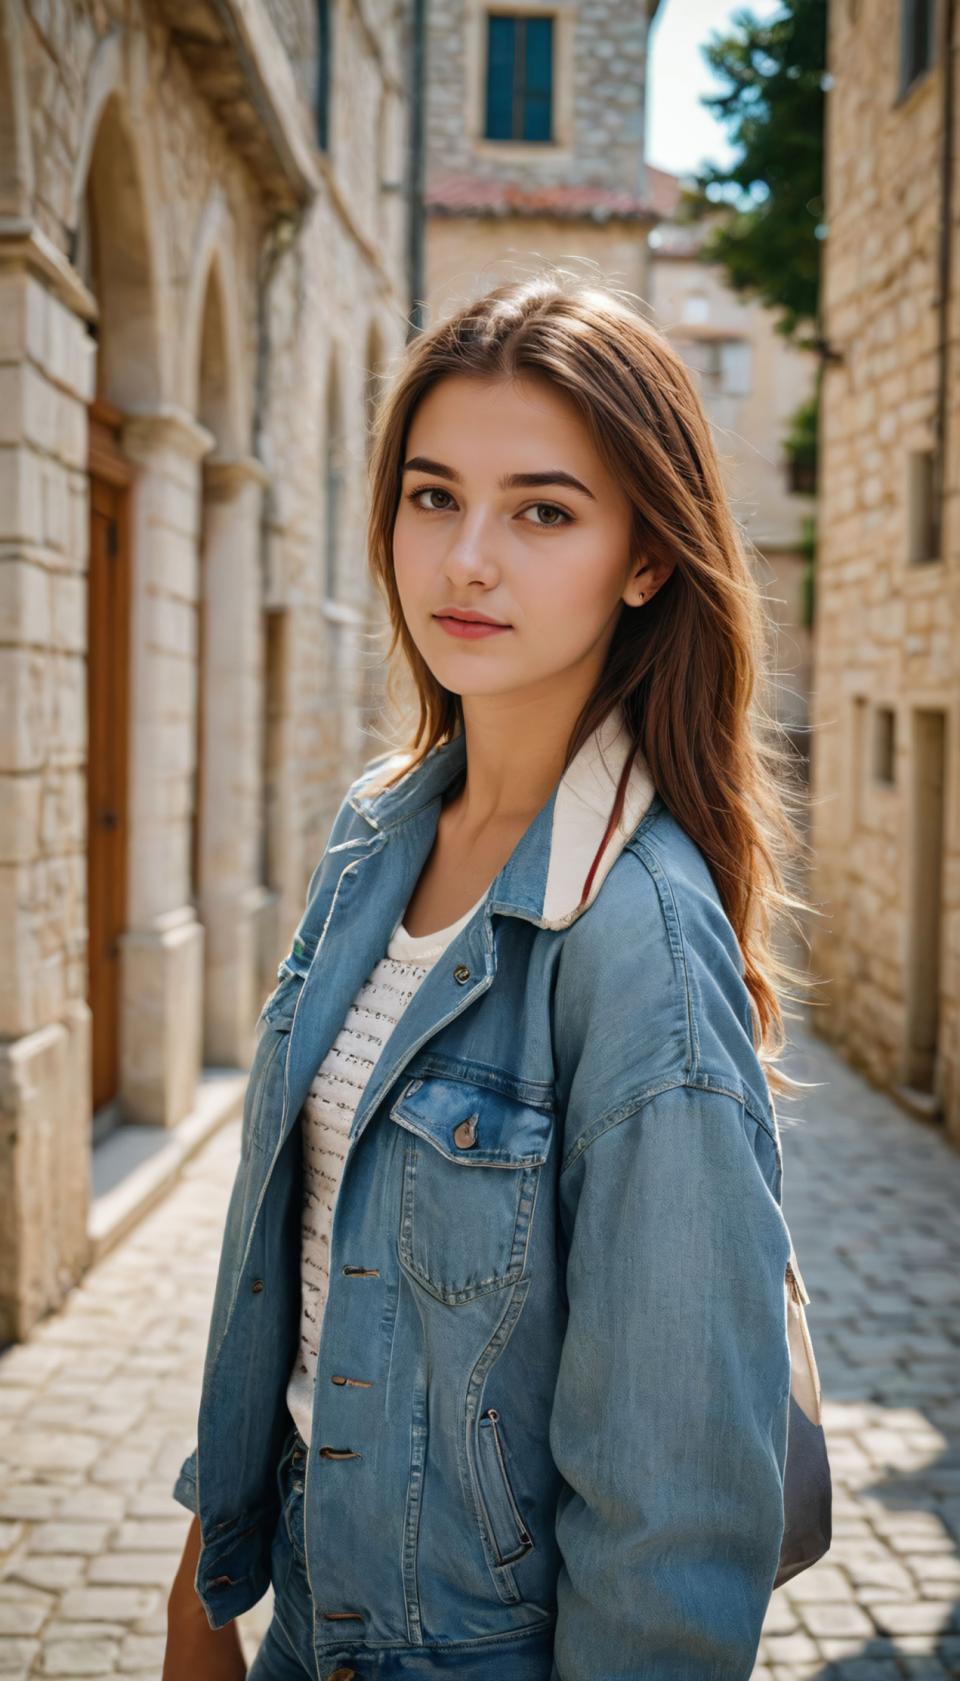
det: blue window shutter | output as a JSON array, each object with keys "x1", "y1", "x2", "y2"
[
  {"x1": 521, "y1": 16, "x2": 553, "y2": 142},
  {"x1": 486, "y1": 16, "x2": 516, "y2": 139},
  {"x1": 315, "y1": 0, "x2": 332, "y2": 150}
]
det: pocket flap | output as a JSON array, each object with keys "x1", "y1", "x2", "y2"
[{"x1": 390, "y1": 1076, "x2": 553, "y2": 1167}]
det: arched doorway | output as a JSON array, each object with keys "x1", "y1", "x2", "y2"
[{"x1": 76, "y1": 95, "x2": 162, "y2": 1125}]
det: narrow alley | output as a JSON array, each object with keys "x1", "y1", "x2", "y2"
[{"x1": 0, "y1": 1018, "x2": 958, "y2": 1680}]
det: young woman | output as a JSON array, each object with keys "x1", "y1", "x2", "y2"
[{"x1": 163, "y1": 270, "x2": 812, "y2": 1681}]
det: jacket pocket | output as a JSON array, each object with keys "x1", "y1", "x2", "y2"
[
  {"x1": 389, "y1": 1075, "x2": 553, "y2": 1304},
  {"x1": 475, "y1": 1406, "x2": 535, "y2": 1567}
]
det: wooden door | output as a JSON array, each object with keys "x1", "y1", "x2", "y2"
[{"x1": 87, "y1": 403, "x2": 132, "y2": 1115}]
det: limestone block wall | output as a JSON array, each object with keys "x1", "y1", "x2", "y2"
[
  {"x1": 0, "y1": 261, "x2": 96, "y2": 1338},
  {"x1": 426, "y1": 214, "x2": 650, "y2": 320},
  {"x1": 811, "y1": 0, "x2": 960, "y2": 1137},
  {"x1": 0, "y1": 0, "x2": 409, "y2": 1339}
]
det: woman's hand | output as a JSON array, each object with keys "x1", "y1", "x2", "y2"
[{"x1": 163, "y1": 1514, "x2": 248, "y2": 1680}]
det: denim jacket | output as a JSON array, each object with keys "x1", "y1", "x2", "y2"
[{"x1": 173, "y1": 703, "x2": 794, "y2": 1680}]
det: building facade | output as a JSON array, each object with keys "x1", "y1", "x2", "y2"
[
  {"x1": 811, "y1": 0, "x2": 958, "y2": 1136},
  {"x1": 422, "y1": 0, "x2": 661, "y2": 315},
  {"x1": 0, "y1": 0, "x2": 410, "y2": 1340},
  {"x1": 645, "y1": 165, "x2": 818, "y2": 763}
]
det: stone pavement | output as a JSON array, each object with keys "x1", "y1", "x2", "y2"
[{"x1": 0, "y1": 1021, "x2": 957, "y2": 1680}]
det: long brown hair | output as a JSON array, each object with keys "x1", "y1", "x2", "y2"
[{"x1": 363, "y1": 268, "x2": 817, "y2": 1103}]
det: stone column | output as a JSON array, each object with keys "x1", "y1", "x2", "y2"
[
  {"x1": 198, "y1": 454, "x2": 270, "y2": 1067},
  {"x1": 118, "y1": 408, "x2": 214, "y2": 1128},
  {"x1": 0, "y1": 225, "x2": 97, "y2": 1339}
]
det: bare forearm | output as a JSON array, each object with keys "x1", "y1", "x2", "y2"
[{"x1": 163, "y1": 1515, "x2": 247, "y2": 1681}]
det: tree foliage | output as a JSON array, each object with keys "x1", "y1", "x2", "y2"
[{"x1": 674, "y1": 0, "x2": 828, "y2": 344}]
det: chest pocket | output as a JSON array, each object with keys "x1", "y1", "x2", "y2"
[{"x1": 389, "y1": 1076, "x2": 554, "y2": 1304}]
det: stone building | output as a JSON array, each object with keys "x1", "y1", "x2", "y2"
[
  {"x1": 645, "y1": 165, "x2": 818, "y2": 763},
  {"x1": 811, "y1": 0, "x2": 958, "y2": 1137},
  {"x1": 422, "y1": 0, "x2": 662, "y2": 315},
  {"x1": 0, "y1": 0, "x2": 411, "y2": 1340}
]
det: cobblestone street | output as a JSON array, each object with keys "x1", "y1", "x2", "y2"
[{"x1": 0, "y1": 1020, "x2": 958, "y2": 1680}]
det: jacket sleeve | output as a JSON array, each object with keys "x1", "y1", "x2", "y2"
[
  {"x1": 547, "y1": 1082, "x2": 792, "y2": 1681},
  {"x1": 172, "y1": 1446, "x2": 198, "y2": 1516}
]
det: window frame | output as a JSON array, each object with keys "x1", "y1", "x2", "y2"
[
  {"x1": 314, "y1": 0, "x2": 332, "y2": 152},
  {"x1": 898, "y1": 0, "x2": 938, "y2": 99},
  {"x1": 483, "y1": 12, "x2": 555, "y2": 144},
  {"x1": 467, "y1": 0, "x2": 574, "y2": 157}
]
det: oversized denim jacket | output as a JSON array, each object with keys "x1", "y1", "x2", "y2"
[{"x1": 172, "y1": 704, "x2": 794, "y2": 1681}]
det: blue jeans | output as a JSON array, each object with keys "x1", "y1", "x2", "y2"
[
  {"x1": 245, "y1": 1422, "x2": 556, "y2": 1681},
  {"x1": 246, "y1": 1423, "x2": 317, "y2": 1680}
]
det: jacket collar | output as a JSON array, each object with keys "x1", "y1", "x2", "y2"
[{"x1": 351, "y1": 704, "x2": 658, "y2": 931}]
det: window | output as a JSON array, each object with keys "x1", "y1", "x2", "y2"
[
  {"x1": 788, "y1": 457, "x2": 816, "y2": 495},
  {"x1": 682, "y1": 291, "x2": 709, "y2": 325},
  {"x1": 874, "y1": 707, "x2": 896, "y2": 786},
  {"x1": 851, "y1": 696, "x2": 868, "y2": 836},
  {"x1": 719, "y1": 338, "x2": 751, "y2": 397},
  {"x1": 689, "y1": 337, "x2": 752, "y2": 399},
  {"x1": 315, "y1": 0, "x2": 332, "y2": 150},
  {"x1": 485, "y1": 15, "x2": 554, "y2": 142},
  {"x1": 906, "y1": 448, "x2": 940, "y2": 563},
  {"x1": 900, "y1": 0, "x2": 936, "y2": 94}
]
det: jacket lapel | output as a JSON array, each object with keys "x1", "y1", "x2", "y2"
[{"x1": 277, "y1": 703, "x2": 659, "y2": 1154}]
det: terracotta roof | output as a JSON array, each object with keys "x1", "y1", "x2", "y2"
[
  {"x1": 425, "y1": 171, "x2": 659, "y2": 223},
  {"x1": 644, "y1": 163, "x2": 687, "y2": 219}
]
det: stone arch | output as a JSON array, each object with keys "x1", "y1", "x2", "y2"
[
  {"x1": 0, "y1": 0, "x2": 34, "y2": 216},
  {"x1": 72, "y1": 49, "x2": 164, "y2": 409},
  {"x1": 188, "y1": 209, "x2": 264, "y2": 1064},
  {"x1": 182, "y1": 196, "x2": 248, "y2": 454},
  {"x1": 197, "y1": 261, "x2": 232, "y2": 448}
]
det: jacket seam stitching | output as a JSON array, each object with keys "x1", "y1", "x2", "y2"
[
  {"x1": 625, "y1": 836, "x2": 699, "y2": 1076},
  {"x1": 559, "y1": 1073, "x2": 770, "y2": 1176}
]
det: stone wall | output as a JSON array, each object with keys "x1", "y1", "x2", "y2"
[
  {"x1": 426, "y1": 213, "x2": 650, "y2": 321},
  {"x1": 425, "y1": 0, "x2": 651, "y2": 192},
  {"x1": 0, "y1": 0, "x2": 409, "y2": 1338},
  {"x1": 811, "y1": 0, "x2": 959, "y2": 1138}
]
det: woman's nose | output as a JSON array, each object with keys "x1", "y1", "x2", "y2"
[{"x1": 443, "y1": 509, "x2": 500, "y2": 582}]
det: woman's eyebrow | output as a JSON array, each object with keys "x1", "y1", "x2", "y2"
[{"x1": 402, "y1": 455, "x2": 596, "y2": 501}]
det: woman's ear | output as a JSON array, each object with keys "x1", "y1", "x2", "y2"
[{"x1": 623, "y1": 554, "x2": 675, "y2": 608}]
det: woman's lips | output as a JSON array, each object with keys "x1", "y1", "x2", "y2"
[{"x1": 434, "y1": 616, "x2": 512, "y2": 640}]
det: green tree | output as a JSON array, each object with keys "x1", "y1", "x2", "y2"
[{"x1": 675, "y1": 0, "x2": 828, "y2": 347}]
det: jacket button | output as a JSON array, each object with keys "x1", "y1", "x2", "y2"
[
  {"x1": 326, "y1": 1670, "x2": 357, "y2": 1680},
  {"x1": 453, "y1": 963, "x2": 470, "y2": 984},
  {"x1": 251, "y1": 1278, "x2": 265, "y2": 1293},
  {"x1": 453, "y1": 1116, "x2": 478, "y2": 1149}
]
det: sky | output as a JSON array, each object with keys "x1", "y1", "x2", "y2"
[{"x1": 646, "y1": 0, "x2": 786, "y2": 180}]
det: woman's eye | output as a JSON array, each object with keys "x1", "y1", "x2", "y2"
[
  {"x1": 410, "y1": 487, "x2": 455, "y2": 512},
  {"x1": 406, "y1": 489, "x2": 570, "y2": 526},
  {"x1": 522, "y1": 503, "x2": 571, "y2": 527}
]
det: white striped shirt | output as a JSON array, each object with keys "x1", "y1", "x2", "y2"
[{"x1": 285, "y1": 890, "x2": 486, "y2": 1445}]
